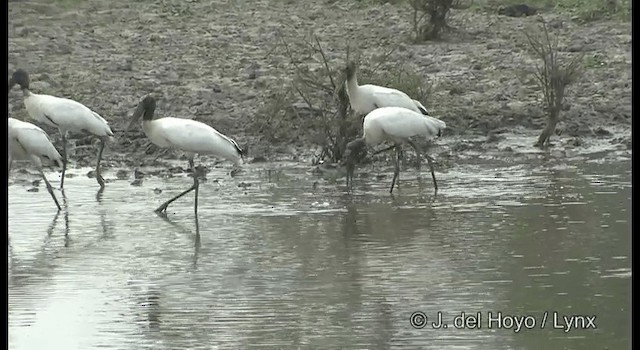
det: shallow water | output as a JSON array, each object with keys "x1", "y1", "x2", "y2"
[{"x1": 8, "y1": 156, "x2": 631, "y2": 350}]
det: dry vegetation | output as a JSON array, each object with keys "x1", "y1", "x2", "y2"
[
  {"x1": 524, "y1": 20, "x2": 584, "y2": 148},
  {"x1": 7, "y1": 0, "x2": 632, "y2": 168},
  {"x1": 254, "y1": 32, "x2": 434, "y2": 164}
]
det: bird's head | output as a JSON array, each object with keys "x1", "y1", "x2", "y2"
[
  {"x1": 9, "y1": 69, "x2": 30, "y2": 91},
  {"x1": 344, "y1": 61, "x2": 358, "y2": 81},
  {"x1": 342, "y1": 137, "x2": 367, "y2": 180},
  {"x1": 128, "y1": 95, "x2": 157, "y2": 130}
]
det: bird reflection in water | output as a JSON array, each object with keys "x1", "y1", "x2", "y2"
[
  {"x1": 45, "y1": 189, "x2": 70, "y2": 247},
  {"x1": 159, "y1": 214, "x2": 201, "y2": 269}
]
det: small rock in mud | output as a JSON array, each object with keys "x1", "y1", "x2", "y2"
[
  {"x1": 251, "y1": 156, "x2": 267, "y2": 163},
  {"x1": 375, "y1": 174, "x2": 386, "y2": 180},
  {"x1": 27, "y1": 187, "x2": 38, "y2": 192},
  {"x1": 238, "y1": 182, "x2": 251, "y2": 189},
  {"x1": 31, "y1": 179, "x2": 41, "y2": 187},
  {"x1": 486, "y1": 131, "x2": 502, "y2": 143},
  {"x1": 134, "y1": 169, "x2": 146, "y2": 179},
  {"x1": 116, "y1": 170, "x2": 129, "y2": 180},
  {"x1": 169, "y1": 166, "x2": 185, "y2": 174},
  {"x1": 498, "y1": 4, "x2": 537, "y2": 17},
  {"x1": 502, "y1": 146, "x2": 514, "y2": 152},
  {"x1": 153, "y1": 188, "x2": 162, "y2": 194},
  {"x1": 594, "y1": 127, "x2": 612, "y2": 137},
  {"x1": 131, "y1": 179, "x2": 143, "y2": 187},
  {"x1": 567, "y1": 138, "x2": 583, "y2": 147},
  {"x1": 87, "y1": 170, "x2": 96, "y2": 178}
]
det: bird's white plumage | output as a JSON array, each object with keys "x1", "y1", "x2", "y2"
[
  {"x1": 346, "y1": 81, "x2": 426, "y2": 115},
  {"x1": 362, "y1": 107, "x2": 446, "y2": 145},
  {"x1": 142, "y1": 117, "x2": 243, "y2": 166},
  {"x1": 9, "y1": 118, "x2": 63, "y2": 168},
  {"x1": 23, "y1": 92, "x2": 113, "y2": 137}
]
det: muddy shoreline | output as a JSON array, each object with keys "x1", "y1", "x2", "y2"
[{"x1": 8, "y1": 0, "x2": 631, "y2": 176}]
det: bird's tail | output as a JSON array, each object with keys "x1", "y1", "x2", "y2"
[{"x1": 413, "y1": 99, "x2": 430, "y2": 115}]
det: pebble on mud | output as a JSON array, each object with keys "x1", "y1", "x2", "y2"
[
  {"x1": 594, "y1": 127, "x2": 612, "y2": 137},
  {"x1": 116, "y1": 170, "x2": 129, "y2": 180},
  {"x1": 131, "y1": 179, "x2": 143, "y2": 186},
  {"x1": 31, "y1": 179, "x2": 41, "y2": 187},
  {"x1": 134, "y1": 169, "x2": 146, "y2": 179},
  {"x1": 153, "y1": 188, "x2": 162, "y2": 194},
  {"x1": 27, "y1": 187, "x2": 38, "y2": 192}
]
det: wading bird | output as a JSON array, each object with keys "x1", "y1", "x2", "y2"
[
  {"x1": 344, "y1": 106, "x2": 446, "y2": 193},
  {"x1": 344, "y1": 61, "x2": 430, "y2": 117},
  {"x1": 8, "y1": 69, "x2": 114, "y2": 189},
  {"x1": 344, "y1": 61, "x2": 433, "y2": 165},
  {"x1": 128, "y1": 95, "x2": 244, "y2": 216},
  {"x1": 9, "y1": 117, "x2": 63, "y2": 210}
]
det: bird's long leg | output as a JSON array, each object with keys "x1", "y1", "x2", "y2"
[
  {"x1": 39, "y1": 167, "x2": 62, "y2": 211},
  {"x1": 346, "y1": 163, "x2": 354, "y2": 192},
  {"x1": 390, "y1": 145, "x2": 401, "y2": 193},
  {"x1": 155, "y1": 159, "x2": 196, "y2": 215},
  {"x1": 407, "y1": 140, "x2": 422, "y2": 170},
  {"x1": 425, "y1": 154, "x2": 438, "y2": 192},
  {"x1": 95, "y1": 137, "x2": 106, "y2": 189},
  {"x1": 60, "y1": 132, "x2": 68, "y2": 189},
  {"x1": 192, "y1": 159, "x2": 200, "y2": 218}
]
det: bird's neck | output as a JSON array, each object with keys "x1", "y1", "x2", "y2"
[
  {"x1": 21, "y1": 89, "x2": 33, "y2": 98},
  {"x1": 345, "y1": 75, "x2": 360, "y2": 97},
  {"x1": 141, "y1": 119, "x2": 154, "y2": 135}
]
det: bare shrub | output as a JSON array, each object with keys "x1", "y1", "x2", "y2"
[
  {"x1": 524, "y1": 20, "x2": 584, "y2": 148},
  {"x1": 254, "y1": 33, "x2": 434, "y2": 164},
  {"x1": 410, "y1": 0, "x2": 455, "y2": 42}
]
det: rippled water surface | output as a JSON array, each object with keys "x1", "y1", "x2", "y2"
[{"x1": 8, "y1": 156, "x2": 631, "y2": 349}]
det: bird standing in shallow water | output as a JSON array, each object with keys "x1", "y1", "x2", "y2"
[
  {"x1": 8, "y1": 69, "x2": 114, "y2": 190},
  {"x1": 344, "y1": 106, "x2": 446, "y2": 193},
  {"x1": 128, "y1": 95, "x2": 244, "y2": 216},
  {"x1": 9, "y1": 117, "x2": 63, "y2": 210},
  {"x1": 343, "y1": 61, "x2": 433, "y2": 166}
]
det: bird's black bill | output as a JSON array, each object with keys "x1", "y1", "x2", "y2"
[{"x1": 128, "y1": 103, "x2": 144, "y2": 130}]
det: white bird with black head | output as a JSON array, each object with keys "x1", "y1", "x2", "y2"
[
  {"x1": 9, "y1": 117, "x2": 63, "y2": 210},
  {"x1": 344, "y1": 106, "x2": 446, "y2": 193},
  {"x1": 8, "y1": 69, "x2": 114, "y2": 189},
  {"x1": 128, "y1": 95, "x2": 244, "y2": 216}
]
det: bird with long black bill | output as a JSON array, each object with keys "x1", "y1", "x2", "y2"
[
  {"x1": 344, "y1": 106, "x2": 446, "y2": 193},
  {"x1": 8, "y1": 69, "x2": 114, "y2": 189},
  {"x1": 9, "y1": 117, "x2": 63, "y2": 210},
  {"x1": 128, "y1": 95, "x2": 244, "y2": 216}
]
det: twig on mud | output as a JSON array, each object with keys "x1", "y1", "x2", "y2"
[
  {"x1": 314, "y1": 35, "x2": 336, "y2": 90},
  {"x1": 292, "y1": 82, "x2": 317, "y2": 114},
  {"x1": 369, "y1": 47, "x2": 398, "y2": 75}
]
